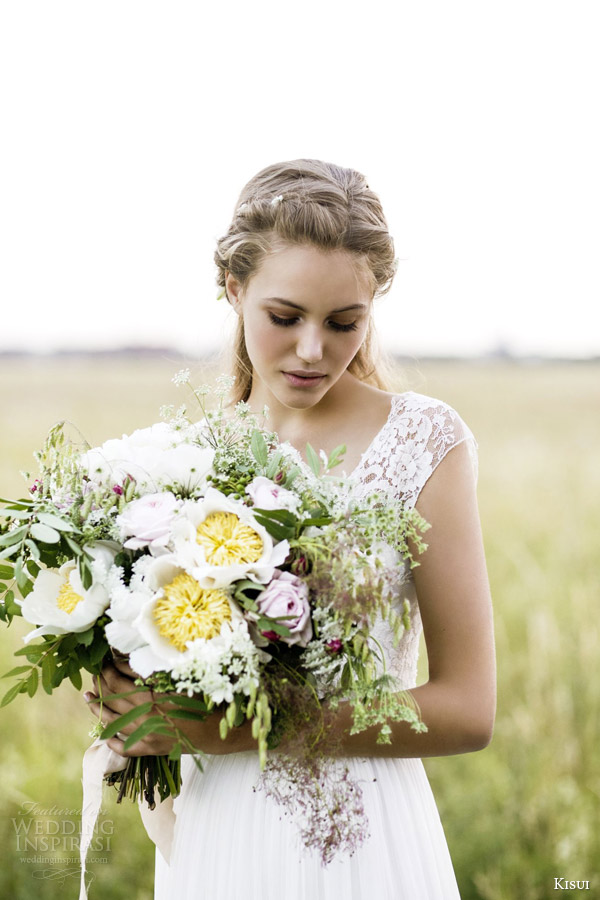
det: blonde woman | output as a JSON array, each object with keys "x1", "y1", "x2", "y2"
[{"x1": 90, "y1": 159, "x2": 496, "y2": 899}]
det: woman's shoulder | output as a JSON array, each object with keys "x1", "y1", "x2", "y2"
[{"x1": 389, "y1": 391, "x2": 476, "y2": 442}]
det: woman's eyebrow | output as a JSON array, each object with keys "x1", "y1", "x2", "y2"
[{"x1": 263, "y1": 297, "x2": 368, "y2": 314}]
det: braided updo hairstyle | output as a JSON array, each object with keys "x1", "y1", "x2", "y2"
[{"x1": 214, "y1": 159, "x2": 397, "y2": 403}]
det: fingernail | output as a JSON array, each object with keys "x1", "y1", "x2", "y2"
[{"x1": 84, "y1": 692, "x2": 94, "y2": 702}]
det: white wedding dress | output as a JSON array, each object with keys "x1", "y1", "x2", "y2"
[{"x1": 154, "y1": 392, "x2": 477, "y2": 900}]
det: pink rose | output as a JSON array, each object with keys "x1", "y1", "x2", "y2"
[
  {"x1": 246, "y1": 476, "x2": 300, "y2": 513},
  {"x1": 256, "y1": 570, "x2": 312, "y2": 647},
  {"x1": 117, "y1": 492, "x2": 179, "y2": 554}
]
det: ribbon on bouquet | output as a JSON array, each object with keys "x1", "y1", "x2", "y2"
[{"x1": 79, "y1": 739, "x2": 176, "y2": 900}]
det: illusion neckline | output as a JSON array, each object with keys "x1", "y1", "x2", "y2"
[{"x1": 345, "y1": 393, "x2": 405, "y2": 479}]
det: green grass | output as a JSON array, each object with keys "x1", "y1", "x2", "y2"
[{"x1": 1, "y1": 357, "x2": 599, "y2": 899}]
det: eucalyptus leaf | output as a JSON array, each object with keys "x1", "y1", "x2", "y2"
[
  {"x1": 0, "y1": 525, "x2": 28, "y2": 548},
  {"x1": 305, "y1": 443, "x2": 322, "y2": 477},
  {"x1": 0, "y1": 564, "x2": 14, "y2": 579},
  {"x1": 250, "y1": 430, "x2": 269, "y2": 467},
  {"x1": 36, "y1": 512, "x2": 76, "y2": 533},
  {"x1": 30, "y1": 523, "x2": 61, "y2": 544},
  {"x1": 0, "y1": 545, "x2": 21, "y2": 560}
]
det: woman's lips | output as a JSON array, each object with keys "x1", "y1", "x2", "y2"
[{"x1": 282, "y1": 371, "x2": 326, "y2": 388}]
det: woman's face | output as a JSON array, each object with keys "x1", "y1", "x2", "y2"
[{"x1": 226, "y1": 244, "x2": 373, "y2": 411}]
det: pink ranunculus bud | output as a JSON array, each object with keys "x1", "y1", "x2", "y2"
[
  {"x1": 326, "y1": 639, "x2": 343, "y2": 654},
  {"x1": 112, "y1": 485, "x2": 124, "y2": 495},
  {"x1": 245, "y1": 476, "x2": 300, "y2": 513},
  {"x1": 291, "y1": 555, "x2": 309, "y2": 576},
  {"x1": 256, "y1": 570, "x2": 312, "y2": 647},
  {"x1": 260, "y1": 630, "x2": 281, "y2": 642}
]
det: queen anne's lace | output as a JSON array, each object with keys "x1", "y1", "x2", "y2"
[{"x1": 348, "y1": 392, "x2": 478, "y2": 689}]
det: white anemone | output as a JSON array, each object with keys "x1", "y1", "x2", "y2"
[{"x1": 19, "y1": 543, "x2": 117, "y2": 641}]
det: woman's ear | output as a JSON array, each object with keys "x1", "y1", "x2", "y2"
[{"x1": 225, "y1": 272, "x2": 243, "y2": 313}]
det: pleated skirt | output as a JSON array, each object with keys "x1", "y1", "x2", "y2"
[{"x1": 154, "y1": 752, "x2": 460, "y2": 899}]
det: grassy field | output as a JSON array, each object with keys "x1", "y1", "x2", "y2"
[{"x1": 1, "y1": 356, "x2": 599, "y2": 899}]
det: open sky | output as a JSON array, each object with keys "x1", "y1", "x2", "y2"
[{"x1": 1, "y1": 1, "x2": 598, "y2": 358}]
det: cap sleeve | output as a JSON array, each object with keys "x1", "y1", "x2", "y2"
[{"x1": 355, "y1": 391, "x2": 478, "y2": 508}]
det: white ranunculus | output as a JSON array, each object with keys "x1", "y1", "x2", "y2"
[
  {"x1": 104, "y1": 557, "x2": 156, "y2": 654},
  {"x1": 171, "y1": 488, "x2": 290, "y2": 589},
  {"x1": 19, "y1": 543, "x2": 117, "y2": 641},
  {"x1": 117, "y1": 491, "x2": 180, "y2": 554},
  {"x1": 246, "y1": 476, "x2": 301, "y2": 513},
  {"x1": 127, "y1": 556, "x2": 244, "y2": 677}
]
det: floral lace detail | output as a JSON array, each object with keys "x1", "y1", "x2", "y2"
[{"x1": 348, "y1": 392, "x2": 478, "y2": 689}]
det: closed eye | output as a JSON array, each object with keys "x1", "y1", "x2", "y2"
[
  {"x1": 268, "y1": 312, "x2": 358, "y2": 332},
  {"x1": 268, "y1": 312, "x2": 297, "y2": 328}
]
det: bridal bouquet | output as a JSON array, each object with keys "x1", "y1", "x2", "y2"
[{"x1": 0, "y1": 371, "x2": 429, "y2": 863}]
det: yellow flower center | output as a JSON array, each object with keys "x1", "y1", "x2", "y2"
[
  {"x1": 196, "y1": 511, "x2": 263, "y2": 567},
  {"x1": 154, "y1": 573, "x2": 231, "y2": 650},
  {"x1": 56, "y1": 582, "x2": 84, "y2": 614}
]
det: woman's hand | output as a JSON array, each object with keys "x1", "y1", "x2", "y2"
[{"x1": 84, "y1": 659, "x2": 255, "y2": 758}]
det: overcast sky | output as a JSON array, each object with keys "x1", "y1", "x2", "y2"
[{"x1": 1, "y1": 1, "x2": 598, "y2": 358}]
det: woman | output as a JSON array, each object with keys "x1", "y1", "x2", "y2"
[{"x1": 87, "y1": 159, "x2": 496, "y2": 898}]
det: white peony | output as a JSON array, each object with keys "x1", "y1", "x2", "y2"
[
  {"x1": 127, "y1": 556, "x2": 244, "y2": 678},
  {"x1": 171, "y1": 488, "x2": 290, "y2": 589},
  {"x1": 19, "y1": 543, "x2": 117, "y2": 641},
  {"x1": 81, "y1": 423, "x2": 215, "y2": 495}
]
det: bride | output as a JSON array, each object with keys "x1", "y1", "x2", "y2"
[{"x1": 86, "y1": 159, "x2": 496, "y2": 898}]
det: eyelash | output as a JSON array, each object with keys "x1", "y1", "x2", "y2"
[{"x1": 268, "y1": 312, "x2": 358, "y2": 333}]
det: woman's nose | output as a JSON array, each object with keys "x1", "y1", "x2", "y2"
[{"x1": 296, "y1": 326, "x2": 324, "y2": 363}]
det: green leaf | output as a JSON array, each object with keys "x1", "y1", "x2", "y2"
[
  {"x1": 168, "y1": 744, "x2": 183, "y2": 761},
  {"x1": 99, "y1": 702, "x2": 154, "y2": 739},
  {"x1": 30, "y1": 523, "x2": 61, "y2": 544},
  {"x1": 24, "y1": 540, "x2": 41, "y2": 563},
  {"x1": 167, "y1": 694, "x2": 209, "y2": 711},
  {"x1": 0, "y1": 525, "x2": 28, "y2": 548},
  {"x1": 252, "y1": 508, "x2": 298, "y2": 527},
  {"x1": 166, "y1": 709, "x2": 207, "y2": 722},
  {"x1": 26, "y1": 668, "x2": 39, "y2": 698},
  {"x1": 76, "y1": 628, "x2": 95, "y2": 647},
  {"x1": 18, "y1": 579, "x2": 34, "y2": 598},
  {"x1": 0, "y1": 498, "x2": 34, "y2": 508},
  {"x1": 1, "y1": 681, "x2": 26, "y2": 707},
  {"x1": 326, "y1": 444, "x2": 346, "y2": 471},
  {"x1": 41, "y1": 654, "x2": 57, "y2": 694},
  {"x1": 63, "y1": 536, "x2": 83, "y2": 556},
  {"x1": 250, "y1": 430, "x2": 269, "y2": 467},
  {"x1": 305, "y1": 442, "x2": 322, "y2": 477},
  {"x1": 123, "y1": 716, "x2": 173, "y2": 749},
  {"x1": 36, "y1": 513, "x2": 76, "y2": 533},
  {"x1": 5, "y1": 591, "x2": 22, "y2": 616},
  {"x1": 2, "y1": 665, "x2": 32, "y2": 679},
  {"x1": 0, "y1": 564, "x2": 14, "y2": 579},
  {"x1": 0, "y1": 545, "x2": 21, "y2": 560},
  {"x1": 252, "y1": 514, "x2": 295, "y2": 541},
  {"x1": 68, "y1": 665, "x2": 83, "y2": 690},
  {"x1": 0, "y1": 508, "x2": 31, "y2": 520}
]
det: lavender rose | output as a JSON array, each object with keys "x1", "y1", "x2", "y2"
[
  {"x1": 256, "y1": 570, "x2": 312, "y2": 647},
  {"x1": 117, "y1": 491, "x2": 180, "y2": 554}
]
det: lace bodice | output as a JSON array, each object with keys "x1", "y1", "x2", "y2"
[{"x1": 348, "y1": 392, "x2": 478, "y2": 689}]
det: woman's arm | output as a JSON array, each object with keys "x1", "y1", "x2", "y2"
[{"x1": 330, "y1": 439, "x2": 496, "y2": 757}]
